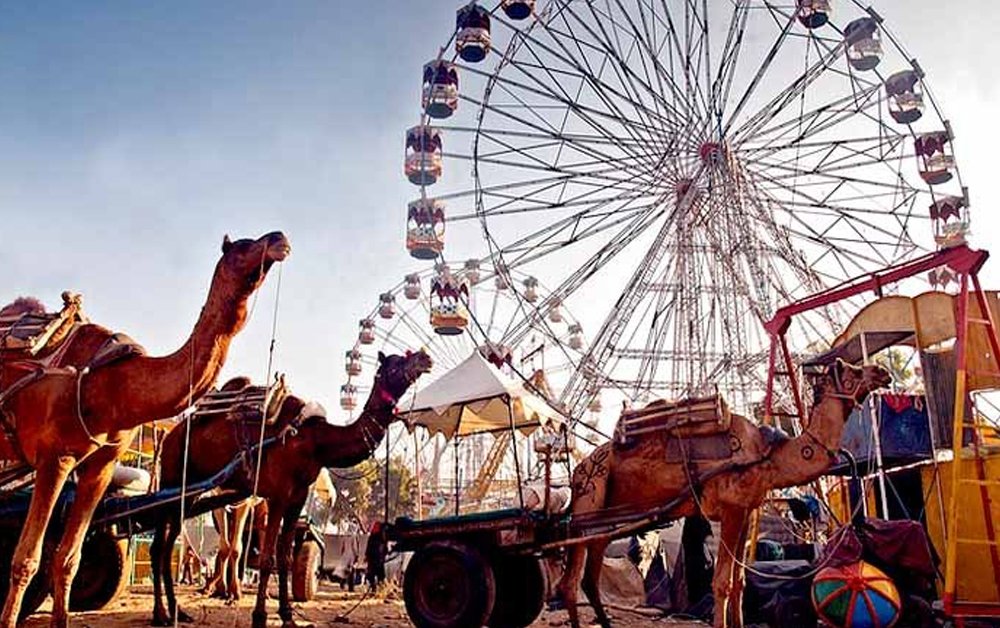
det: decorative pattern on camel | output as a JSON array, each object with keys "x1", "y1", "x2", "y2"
[
  {"x1": 150, "y1": 349, "x2": 433, "y2": 628},
  {"x1": 556, "y1": 359, "x2": 891, "y2": 628},
  {"x1": 0, "y1": 231, "x2": 290, "y2": 628}
]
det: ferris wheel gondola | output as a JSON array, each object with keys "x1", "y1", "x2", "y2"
[{"x1": 399, "y1": 0, "x2": 970, "y2": 426}]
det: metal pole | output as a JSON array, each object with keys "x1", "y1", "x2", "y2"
[
  {"x1": 414, "y1": 430, "x2": 422, "y2": 520},
  {"x1": 507, "y1": 395, "x2": 524, "y2": 509},
  {"x1": 384, "y1": 428, "x2": 390, "y2": 523},
  {"x1": 944, "y1": 272, "x2": 971, "y2": 613},
  {"x1": 860, "y1": 332, "x2": 890, "y2": 519}
]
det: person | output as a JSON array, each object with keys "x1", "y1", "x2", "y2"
[
  {"x1": 179, "y1": 545, "x2": 203, "y2": 586},
  {"x1": 681, "y1": 515, "x2": 715, "y2": 616},
  {"x1": 364, "y1": 521, "x2": 387, "y2": 590}
]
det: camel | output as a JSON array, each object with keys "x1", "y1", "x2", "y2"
[
  {"x1": 556, "y1": 359, "x2": 891, "y2": 628},
  {"x1": 201, "y1": 497, "x2": 267, "y2": 601},
  {"x1": 0, "y1": 231, "x2": 290, "y2": 628},
  {"x1": 151, "y1": 349, "x2": 433, "y2": 627}
]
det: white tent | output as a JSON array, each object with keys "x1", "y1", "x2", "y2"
[{"x1": 399, "y1": 351, "x2": 563, "y2": 439}]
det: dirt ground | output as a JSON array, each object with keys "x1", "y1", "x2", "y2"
[{"x1": 22, "y1": 582, "x2": 707, "y2": 628}]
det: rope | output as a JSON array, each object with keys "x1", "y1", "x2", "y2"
[
  {"x1": 240, "y1": 261, "x2": 284, "y2": 582},
  {"x1": 174, "y1": 338, "x2": 196, "y2": 628},
  {"x1": 174, "y1": 243, "x2": 276, "y2": 626}
]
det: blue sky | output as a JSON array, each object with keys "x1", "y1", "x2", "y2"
[{"x1": 2, "y1": 1, "x2": 999, "y2": 416}]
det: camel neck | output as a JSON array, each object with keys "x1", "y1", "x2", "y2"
[
  {"x1": 767, "y1": 396, "x2": 853, "y2": 489},
  {"x1": 86, "y1": 261, "x2": 255, "y2": 428},
  {"x1": 313, "y1": 393, "x2": 397, "y2": 469}
]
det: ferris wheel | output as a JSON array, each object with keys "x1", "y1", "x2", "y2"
[
  {"x1": 400, "y1": 0, "x2": 969, "y2": 422},
  {"x1": 339, "y1": 263, "x2": 592, "y2": 417}
]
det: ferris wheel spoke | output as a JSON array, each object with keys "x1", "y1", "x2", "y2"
[
  {"x1": 737, "y1": 84, "x2": 885, "y2": 152},
  {"x1": 501, "y1": 205, "x2": 666, "y2": 346},
  {"x1": 433, "y1": 164, "x2": 649, "y2": 213},
  {"x1": 720, "y1": 4, "x2": 799, "y2": 137},
  {"x1": 560, "y1": 0, "x2": 689, "y2": 137},
  {"x1": 449, "y1": 150, "x2": 654, "y2": 186},
  {"x1": 465, "y1": 165, "x2": 661, "y2": 220},
  {"x1": 474, "y1": 184, "x2": 660, "y2": 235},
  {"x1": 552, "y1": 5, "x2": 665, "y2": 138},
  {"x1": 725, "y1": 175, "x2": 860, "y2": 301},
  {"x1": 708, "y1": 0, "x2": 750, "y2": 119},
  {"x1": 496, "y1": 200, "x2": 661, "y2": 270},
  {"x1": 470, "y1": 129, "x2": 665, "y2": 182},
  {"x1": 632, "y1": 0, "x2": 711, "y2": 124},
  {"x1": 651, "y1": 0, "x2": 711, "y2": 118},
  {"x1": 743, "y1": 154, "x2": 916, "y2": 198},
  {"x1": 440, "y1": 124, "x2": 664, "y2": 150},
  {"x1": 512, "y1": 11, "x2": 677, "y2": 149},
  {"x1": 744, "y1": 169, "x2": 919, "y2": 261},
  {"x1": 476, "y1": 64, "x2": 668, "y2": 164},
  {"x1": 631, "y1": 0, "x2": 694, "y2": 133},
  {"x1": 730, "y1": 44, "x2": 849, "y2": 143},
  {"x1": 506, "y1": 38, "x2": 665, "y2": 150}
]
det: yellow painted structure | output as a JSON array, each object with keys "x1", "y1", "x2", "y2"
[
  {"x1": 825, "y1": 450, "x2": 1000, "y2": 605},
  {"x1": 926, "y1": 449, "x2": 1000, "y2": 605}
]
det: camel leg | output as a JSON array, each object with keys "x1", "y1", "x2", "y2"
[
  {"x1": 727, "y1": 510, "x2": 751, "y2": 628},
  {"x1": 50, "y1": 447, "x2": 121, "y2": 628},
  {"x1": 581, "y1": 538, "x2": 612, "y2": 628},
  {"x1": 252, "y1": 504, "x2": 283, "y2": 628},
  {"x1": 555, "y1": 544, "x2": 587, "y2": 628},
  {"x1": 276, "y1": 497, "x2": 308, "y2": 628},
  {"x1": 150, "y1": 516, "x2": 174, "y2": 626},
  {"x1": 713, "y1": 510, "x2": 748, "y2": 628},
  {"x1": 162, "y1": 515, "x2": 194, "y2": 624},
  {"x1": 0, "y1": 455, "x2": 75, "y2": 628},
  {"x1": 226, "y1": 501, "x2": 252, "y2": 603},
  {"x1": 202, "y1": 508, "x2": 229, "y2": 598}
]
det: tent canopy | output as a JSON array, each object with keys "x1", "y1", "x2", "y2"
[{"x1": 399, "y1": 351, "x2": 563, "y2": 439}]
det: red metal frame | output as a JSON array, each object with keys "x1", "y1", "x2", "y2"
[{"x1": 761, "y1": 244, "x2": 1000, "y2": 620}]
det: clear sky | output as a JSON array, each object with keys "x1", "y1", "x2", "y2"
[{"x1": 2, "y1": 1, "x2": 998, "y2": 417}]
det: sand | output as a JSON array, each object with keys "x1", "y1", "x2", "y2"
[{"x1": 21, "y1": 582, "x2": 707, "y2": 628}]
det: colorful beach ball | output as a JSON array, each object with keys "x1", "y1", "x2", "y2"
[{"x1": 811, "y1": 561, "x2": 901, "y2": 628}]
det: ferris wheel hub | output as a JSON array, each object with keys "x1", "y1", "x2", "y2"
[{"x1": 699, "y1": 142, "x2": 726, "y2": 167}]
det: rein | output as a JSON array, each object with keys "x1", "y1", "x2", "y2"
[{"x1": 239, "y1": 259, "x2": 283, "y2": 583}]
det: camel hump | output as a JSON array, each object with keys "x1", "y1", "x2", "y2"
[
  {"x1": 220, "y1": 376, "x2": 253, "y2": 392},
  {"x1": 0, "y1": 293, "x2": 87, "y2": 357},
  {"x1": 0, "y1": 296, "x2": 45, "y2": 318}
]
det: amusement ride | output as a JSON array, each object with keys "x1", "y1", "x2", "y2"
[
  {"x1": 343, "y1": 1, "x2": 996, "y2": 624},
  {"x1": 388, "y1": 0, "x2": 967, "y2": 427}
]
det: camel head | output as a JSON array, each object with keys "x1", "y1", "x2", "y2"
[
  {"x1": 373, "y1": 349, "x2": 434, "y2": 406},
  {"x1": 813, "y1": 358, "x2": 892, "y2": 409},
  {"x1": 216, "y1": 231, "x2": 292, "y2": 298}
]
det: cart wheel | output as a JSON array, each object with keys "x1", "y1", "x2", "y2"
[
  {"x1": 292, "y1": 540, "x2": 321, "y2": 602},
  {"x1": 487, "y1": 555, "x2": 547, "y2": 628},
  {"x1": 403, "y1": 540, "x2": 496, "y2": 628},
  {"x1": 0, "y1": 538, "x2": 51, "y2": 620},
  {"x1": 70, "y1": 529, "x2": 130, "y2": 611}
]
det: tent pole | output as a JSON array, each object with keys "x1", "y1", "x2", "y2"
[
  {"x1": 414, "y1": 430, "x2": 422, "y2": 520},
  {"x1": 507, "y1": 395, "x2": 524, "y2": 509},
  {"x1": 860, "y1": 332, "x2": 891, "y2": 519},
  {"x1": 384, "y1": 427, "x2": 390, "y2": 523}
]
